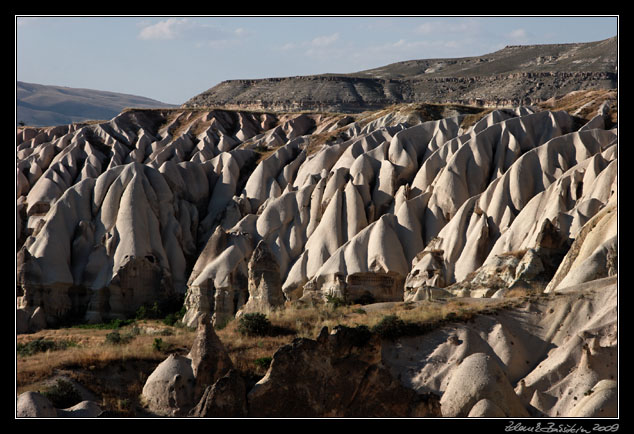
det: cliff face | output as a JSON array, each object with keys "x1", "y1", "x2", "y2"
[{"x1": 183, "y1": 37, "x2": 617, "y2": 113}]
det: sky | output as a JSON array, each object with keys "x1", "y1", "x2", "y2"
[{"x1": 15, "y1": 15, "x2": 618, "y2": 105}]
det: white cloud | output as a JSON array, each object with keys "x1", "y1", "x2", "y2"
[
  {"x1": 234, "y1": 27, "x2": 250, "y2": 37},
  {"x1": 137, "y1": 18, "x2": 251, "y2": 50},
  {"x1": 276, "y1": 33, "x2": 342, "y2": 58},
  {"x1": 311, "y1": 33, "x2": 339, "y2": 47},
  {"x1": 509, "y1": 28, "x2": 528, "y2": 41},
  {"x1": 138, "y1": 18, "x2": 189, "y2": 40},
  {"x1": 415, "y1": 22, "x2": 438, "y2": 35},
  {"x1": 279, "y1": 42, "x2": 296, "y2": 50}
]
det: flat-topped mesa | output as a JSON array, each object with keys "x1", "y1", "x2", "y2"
[
  {"x1": 183, "y1": 37, "x2": 616, "y2": 114},
  {"x1": 182, "y1": 72, "x2": 616, "y2": 114}
]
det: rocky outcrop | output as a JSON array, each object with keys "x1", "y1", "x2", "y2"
[
  {"x1": 237, "y1": 240, "x2": 285, "y2": 315},
  {"x1": 440, "y1": 352, "x2": 529, "y2": 417},
  {"x1": 187, "y1": 314, "x2": 234, "y2": 402},
  {"x1": 188, "y1": 369, "x2": 248, "y2": 417},
  {"x1": 141, "y1": 315, "x2": 232, "y2": 416},
  {"x1": 246, "y1": 326, "x2": 441, "y2": 417},
  {"x1": 141, "y1": 354, "x2": 197, "y2": 416},
  {"x1": 545, "y1": 194, "x2": 617, "y2": 292},
  {"x1": 16, "y1": 392, "x2": 58, "y2": 417}
]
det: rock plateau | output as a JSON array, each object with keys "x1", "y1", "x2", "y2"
[{"x1": 184, "y1": 37, "x2": 616, "y2": 113}]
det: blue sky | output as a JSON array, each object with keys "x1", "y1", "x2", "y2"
[{"x1": 16, "y1": 16, "x2": 618, "y2": 105}]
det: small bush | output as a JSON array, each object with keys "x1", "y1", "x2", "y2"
[
  {"x1": 135, "y1": 302, "x2": 161, "y2": 320},
  {"x1": 162, "y1": 304, "x2": 186, "y2": 326},
  {"x1": 152, "y1": 338, "x2": 165, "y2": 352},
  {"x1": 371, "y1": 315, "x2": 408, "y2": 340},
  {"x1": 136, "y1": 295, "x2": 186, "y2": 324},
  {"x1": 162, "y1": 313, "x2": 179, "y2": 326},
  {"x1": 129, "y1": 325, "x2": 141, "y2": 337},
  {"x1": 41, "y1": 379, "x2": 82, "y2": 409},
  {"x1": 325, "y1": 294, "x2": 348, "y2": 309},
  {"x1": 371, "y1": 315, "x2": 431, "y2": 340},
  {"x1": 238, "y1": 313, "x2": 272, "y2": 337},
  {"x1": 254, "y1": 356, "x2": 273, "y2": 370},
  {"x1": 104, "y1": 330, "x2": 134, "y2": 345},
  {"x1": 105, "y1": 331, "x2": 122, "y2": 345}
]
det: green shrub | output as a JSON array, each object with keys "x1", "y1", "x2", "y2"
[
  {"x1": 325, "y1": 294, "x2": 348, "y2": 309},
  {"x1": 371, "y1": 315, "x2": 406, "y2": 340},
  {"x1": 254, "y1": 356, "x2": 273, "y2": 370},
  {"x1": 371, "y1": 315, "x2": 431, "y2": 340},
  {"x1": 162, "y1": 304, "x2": 186, "y2": 326},
  {"x1": 152, "y1": 338, "x2": 165, "y2": 352},
  {"x1": 41, "y1": 379, "x2": 82, "y2": 409},
  {"x1": 136, "y1": 295, "x2": 186, "y2": 324},
  {"x1": 104, "y1": 330, "x2": 135, "y2": 345},
  {"x1": 135, "y1": 302, "x2": 161, "y2": 320},
  {"x1": 105, "y1": 331, "x2": 122, "y2": 345},
  {"x1": 237, "y1": 313, "x2": 272, "y2": 337}
]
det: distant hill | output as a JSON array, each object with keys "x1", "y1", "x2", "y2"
[
  {"x1": 183, "y1": 36, "x2": 617, "y2": 113},
  {"x1": 17, "y1": 81, "x2": 177, "y2": 127}
]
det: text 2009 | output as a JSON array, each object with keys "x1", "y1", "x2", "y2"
[{"x1": 592, "y1": 425, "x2": 619, "y2": 433}]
